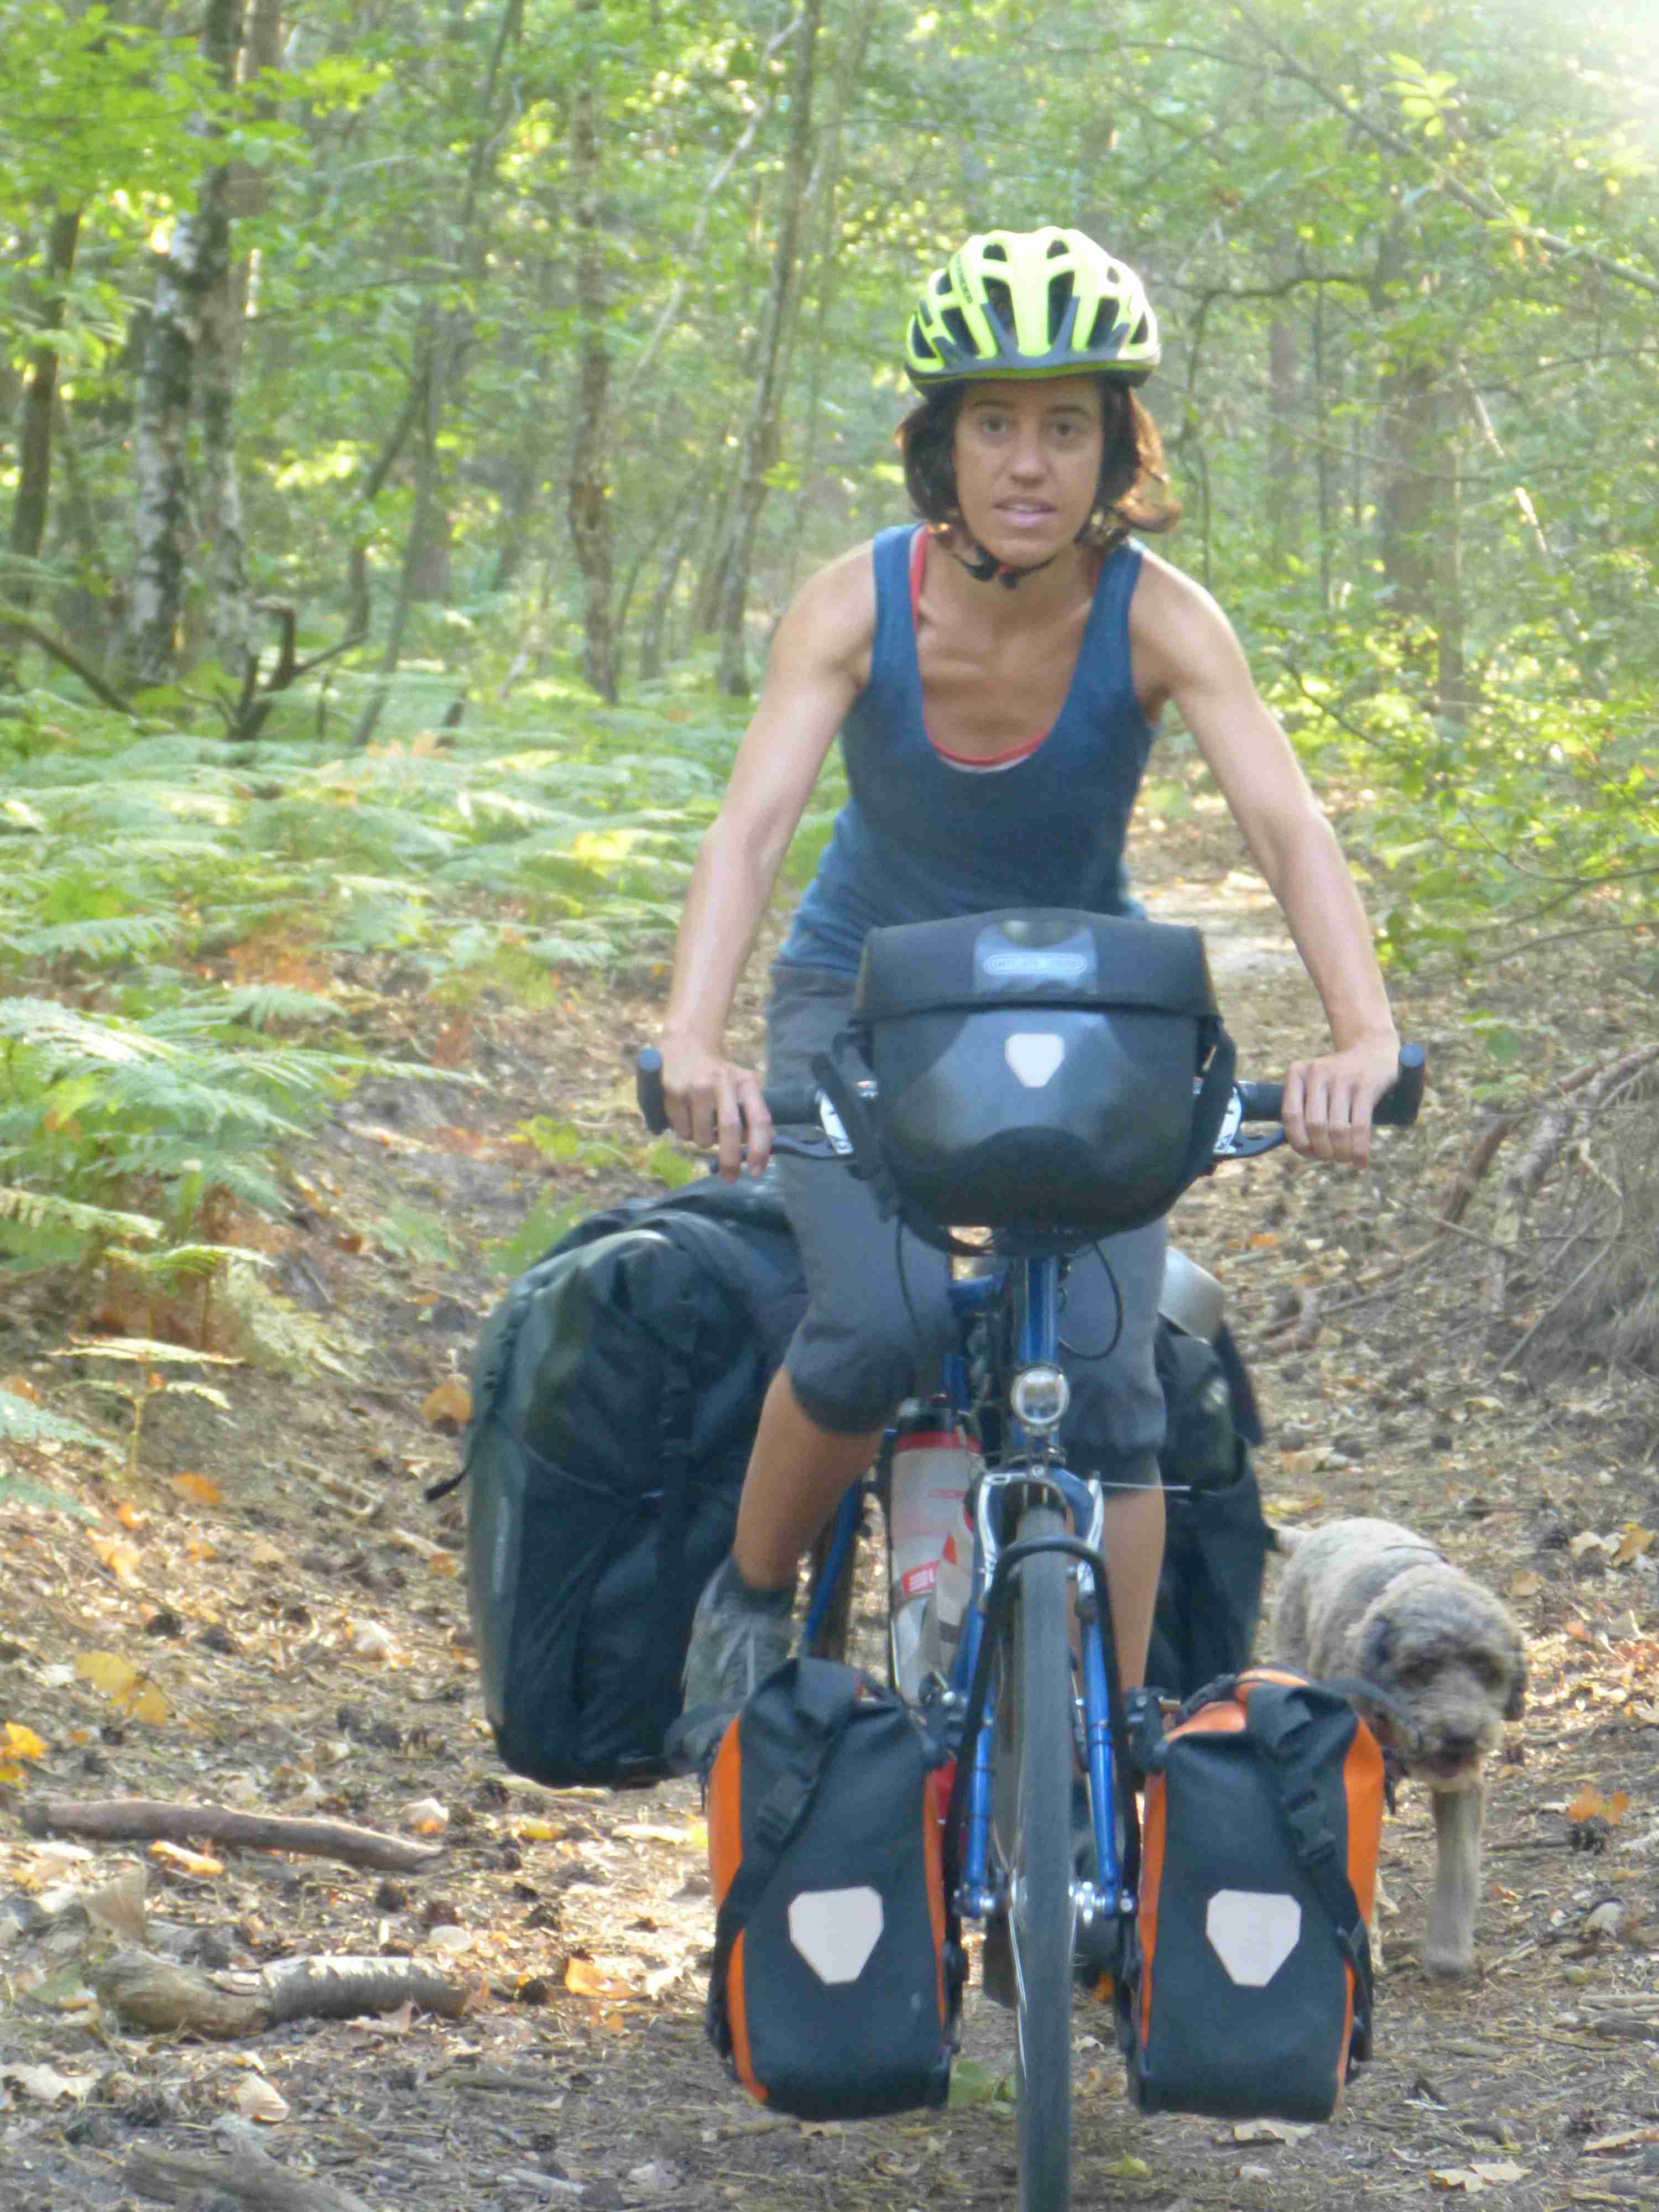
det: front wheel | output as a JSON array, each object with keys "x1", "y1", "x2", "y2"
[{"x1": 994, "y1": 1501, "x2": 1074, "y2": 2212}]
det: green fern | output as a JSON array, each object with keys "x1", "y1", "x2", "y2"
[
  {"x1": 0, "y1": 1383, "x2": 118, "y2": 1458},
  {"x1": 0, "y1": 1184, "x2": 162, "y2": 1244},
  {"x1": 14, "y1": 913, "x2": 181, "y2": 962},
  {"x1": 0, "y1": 1474, "x2": 100, "y2": 1521}
]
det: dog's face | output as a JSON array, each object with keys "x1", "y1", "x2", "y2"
[{"x1": 1357, "y1": 1572, "x2": 1527, "y2": 1789}]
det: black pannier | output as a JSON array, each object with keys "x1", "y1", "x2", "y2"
[
  {"x1": 455, "y1": 1177, "x2": 806, "y2": 1789},
  {"x1": 1145, "y1": 1313, "x2": 1271, "y2": 1701},
  {"x1": 847, "y1": 909, "x2": 1235, "y2": 1244}
]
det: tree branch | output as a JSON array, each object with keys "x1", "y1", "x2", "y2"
[
  {"x1": 0, "y1": 601, "x2": 135, "y2": 714},
  {"x1": 22, "y1": 1793, "x2": 444, "y2": 1872},
  {"x1": 1233, "y1": 1, "x2": 1659, "y2": 302}
]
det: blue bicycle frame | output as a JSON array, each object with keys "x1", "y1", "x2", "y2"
[{"x1": 799, "y1": 1250, "x2": 1127, "y2": 1933}]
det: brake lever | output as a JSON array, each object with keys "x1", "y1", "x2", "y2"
[{"x1": 1207, "y1": 1086, "x2": 1287, "y2": 1164}]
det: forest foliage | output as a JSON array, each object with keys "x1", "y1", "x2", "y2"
[{"x1": 2, "y1": 0, "x2": 1658, "y2": 1368}]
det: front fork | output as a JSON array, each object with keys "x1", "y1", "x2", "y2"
[{"x1": 947, "y1": 1256, "x2": 1124, "y2": 1937}]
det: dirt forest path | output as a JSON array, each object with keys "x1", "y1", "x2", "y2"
[{"x1": 3, "y1": 792, "x2": 1659, "y2": 2212}]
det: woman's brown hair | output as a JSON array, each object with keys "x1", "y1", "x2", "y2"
[{"x1": 895, "y1": 378, "x2": 1181, "y2": 554}]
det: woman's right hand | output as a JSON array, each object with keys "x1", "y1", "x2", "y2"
[{"x1": 658, "y1": 1030, "x2": 773, "y2": 1181}]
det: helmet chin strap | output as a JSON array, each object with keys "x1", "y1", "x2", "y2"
[{"x1": 950, "y1": 536, "x2": 1061, "y2": 591}]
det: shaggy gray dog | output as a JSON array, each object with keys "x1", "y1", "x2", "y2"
[{"x1": 1271, "y1": 1516, "x2": 1527, "y2": 1978}]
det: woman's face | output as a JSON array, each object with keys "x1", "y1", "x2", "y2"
[{"x1": 950, "y1": 374, "x2": 1104, "y2": 567}]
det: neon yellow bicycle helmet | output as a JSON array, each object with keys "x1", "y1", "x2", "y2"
[{"x1": 905, "y1": 227, "x2": 1160, "y2": 390}]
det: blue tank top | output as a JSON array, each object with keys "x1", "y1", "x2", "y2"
[{"x1": 777, "y1": 525, "x2": 1155, "y2": 975}]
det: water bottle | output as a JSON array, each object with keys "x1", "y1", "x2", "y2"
[
  {"x1": 888, "y1": 1398, "x2": 975, "y2": 1701},
  {"x1": 920, "y1": 1492, "x2": 975, "y2": 1686}
]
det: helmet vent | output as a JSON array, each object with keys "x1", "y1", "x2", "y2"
[
  {"x1": 982, "y1": 238, "x2": 1008, "y2": 261},
  {"x1": 983, "y1": 278, "x2": 1015, "y2": 337},
  {"x1": 1046, "y1": 276, "x2": 1071, "y2": 345},
  {"x1": 1131, "y1": 315, "x2": 1149, "y2": 345},
  {"x1": 1045, "y1": 234, "x2": 1068, "y2": 258},
  {"x1": 941, "y1": 305, "x2": 974, "y2": 355}
]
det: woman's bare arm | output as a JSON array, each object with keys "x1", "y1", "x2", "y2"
[
  {"x1": 659, "y1": 547, "x2": 875, "y2": 1176},
  {"x1": 1132, "y1": 556, "x2": 1400, "y2": 1165}
]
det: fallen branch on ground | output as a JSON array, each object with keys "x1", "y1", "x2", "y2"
[
  {"x1": 22, "y1": 1795, "x2": 444, "y2": 1872},
  {"x1": 93, "y1": 1947, "x2": 479, "y2": 2037},
  {"x1": 127, "y1": 2135, "x2": 375, "y2": 2211},
  {"x1": 1258, "y1": 1285, "x2": 1322, "y2": 1353},
  {"x1": 1485, "y1": 1043, "x2": 1659, "y2": 1318}
]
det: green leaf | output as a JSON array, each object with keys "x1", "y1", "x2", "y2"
[
  {"x1": 646, "y1": 1139, "x2": 701, "y2": 1190},
  {"x1": 0, "y1": 1386, "x2": 118, "y2": 1459}
]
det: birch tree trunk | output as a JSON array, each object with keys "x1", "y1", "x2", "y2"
[
  {"x1": 567, "y1": 0, "x2": 617, "y2": 703},
  {"x1": 127, "y1": 0, "x2": 248, "y2": 689},
  {"x1": 715, "y1": 0, "x2": 823, "y2": 698}
]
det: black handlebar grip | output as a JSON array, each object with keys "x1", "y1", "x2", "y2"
[
  {"x1": 635, "y1": 1049, "x2": 822, "y2": 1142},
  {"x1": 1236, "y1": 1042, "x2": 1427, "y2": 1130},
  {"x1": 635, "y1": 1045, "x2": 669, "y2": 1134},
  {"x1": 1235, "y1": 1078, "x2": 1285, "y2": 1125},
  {"x1": 762, "y1": 1083, "x2": 821, "y2": 1129},
  {"x1": 1373, "y1": 1040, "x2": 1427, "y2": 1128}
]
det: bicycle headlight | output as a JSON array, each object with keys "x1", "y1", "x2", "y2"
[{"x1": 1010, "y1": 1363, "x2": 1070, "y2": 1435}]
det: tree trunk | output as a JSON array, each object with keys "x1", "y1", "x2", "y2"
[
  {"x1": 638, "y1": 487, "x2": 707, "y2": 682},
  {"x1": 352, "y1": 339, "x2": 447, "y2": 747},
  {"x1": 567, "y1": 0, "x2": 617, "y2": 702},
  {"x1": 1265, "y1": 314, "x2": 1297, "y2": 574},
  {"x1": 128, "y1": 245, "x2": 203, "y2": 686},
  {"x1": 50, "y1": 393, "x2": 112, "y2": 657},
  {"x1": 1375, "y1": 354, "x2": 1439, "y2": 621},
  {"x1": 776, "y1": 0, "x2": 879, "y2": 606},
  {"x1": 1311, "y1": 283, "x2": 1333, "y2": 614},
  {"x1": 715, "y1": 0, "x2": 823, "y2": 698},
  {"x1": 351, "y1": 0, "x2": 522, "y2": 739},
  {"x1": 200, "y1": 163, "x2": 251, "y2": 680},
  {"x1": 1435, "y1": 439, "x2": 1467, "y2": 719},
  {"x1": 692, "y1": 483, "x2": 734, "y2": 638},
  {"x1": 7, "y1": 208, "x2": 81, "y2": 602},
  {"x1": 127, "y1": 0, "x2": 248, "y2": 689},
  {"x1": 1370, "y1": 215, "x2": 1442, "y2": 630}
]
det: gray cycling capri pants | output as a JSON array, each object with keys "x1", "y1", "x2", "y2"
[{"x1": 766, "y1": 963, "x2": 1167, "y2": 1488}]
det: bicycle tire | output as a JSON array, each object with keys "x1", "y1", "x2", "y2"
[{"x1": 994, "y1": 1500, "x2": 1074, "y2": 2212}]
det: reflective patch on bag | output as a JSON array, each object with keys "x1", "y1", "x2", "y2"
[
  {"x1": 1004, "y1": 1032, "x2": 1065, "y2": 1088},
  {"x1": 1205, "y1": 1890, "x2": 1302, "y2": 1986},
  {"x1": 788, "y1": 1886, "x2": 884, "y2": 1984}
]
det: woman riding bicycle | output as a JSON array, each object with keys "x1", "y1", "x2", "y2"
[{"x1": 657, "y1": 225, "x2": 1401, "y2": 1771}]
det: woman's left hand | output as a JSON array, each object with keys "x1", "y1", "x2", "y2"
[{"x1": 1281, "y1": 1037, "x2": 1404, "y2": 1167}]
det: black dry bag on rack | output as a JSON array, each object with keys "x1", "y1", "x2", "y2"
[
  {"x1": 1145, "y1": 1313, "x2": 1270, "y2": 1700},
  {"x1": 453, "y1": 1175, "x2": 806, "y2": 1788}
]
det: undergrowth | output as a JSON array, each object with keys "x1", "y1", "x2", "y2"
[{"x1": 0, "y1": 656, "x2": 827, "y2": 1412}]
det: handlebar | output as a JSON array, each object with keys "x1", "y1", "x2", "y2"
[
  {"x1": 634, "y1": 1040, "x2": 1426, "y2": 1154},
  {"x1": 1236, "y1": 1040, "x2": 1427, "y2": 1130},
  {"x1": 634, "y1": 1048, "x2": 817, "y2": 1137}
]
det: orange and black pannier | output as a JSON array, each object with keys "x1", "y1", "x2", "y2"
[
  {"x1": 705, "y1": 1657, "x2": 963, "y2": 2119},
  {"x1": 1115, "y1": 1667, "x2": 1384, "y2": 2122}
]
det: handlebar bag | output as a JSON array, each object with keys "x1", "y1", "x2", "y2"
[
  {"x1": 851, "y1": 909, "x2": 1235, "y2": 1241},
  {"x1": 705, "y1": 1657, "x2": 963, "y2": 2119},
  {"x1": 1115, "y1": 1667, "x2": 1383, "y2": 2122}
]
